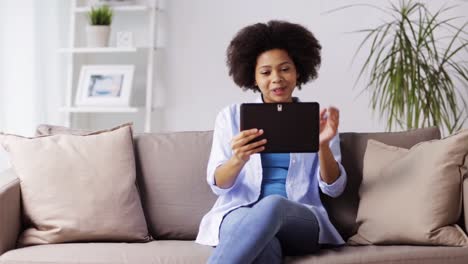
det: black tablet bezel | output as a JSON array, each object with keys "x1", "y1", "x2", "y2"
[{"x1": 240, "y1": 102, "x2": 320, "y2": 153}]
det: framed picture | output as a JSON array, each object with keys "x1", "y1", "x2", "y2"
[{"x1": 75, "y1": 65, "x2": 134, "y2": 107}]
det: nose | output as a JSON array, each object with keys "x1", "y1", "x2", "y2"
[{"x1": 272, "y1": 70, "x2": 284, "y2": 83}]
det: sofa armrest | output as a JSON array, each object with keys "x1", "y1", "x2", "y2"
[{"x1": 0, "y1": 169, "x2": 21, "y2": 255}]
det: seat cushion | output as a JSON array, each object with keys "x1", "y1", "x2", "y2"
[
  {"x1": 321, "y1": 127, "x2": 442, "y2": 240},
  {"x1": 2, "y1": 243, "x2": 467, "y2": 264},
  {"x1": 0, "y1": 241, "x2": 213, "y2": 264},
  {"x1": 286, "y1": 245, "x2": 468, "y2": 264}
]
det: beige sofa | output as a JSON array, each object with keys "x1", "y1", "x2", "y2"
[{"x1": 0, "y1": 126, "x2": 467, "y2": 264}]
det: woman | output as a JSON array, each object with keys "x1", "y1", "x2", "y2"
[{"x1": 196, "y1": 20, "x2": 347, "y2": 264}]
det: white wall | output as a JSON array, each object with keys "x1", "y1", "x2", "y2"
[
  {"x1": 0, "y1": 0, "x2": 466, "y2": 171},
  {"x1": 1, "y1": 0, "x2": 467, "y2": 136},
  {"x1": 156, "y1": 0, "x2": 468, "y2": 133},
  {"x1": 0, "y1": 0, "x2": 67, "y2": 171},
  {"x1": 0, "y1": 0, "x2": 67, "y2": 136},
  {"x1": 0, "y1": 1, "x2": 37, "y2": 135}
]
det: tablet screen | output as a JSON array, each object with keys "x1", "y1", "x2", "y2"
[{"x1": 240, "y1": 102, "x2": 319, "y2": 153}]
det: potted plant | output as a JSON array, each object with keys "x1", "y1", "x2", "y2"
[
  {"x1": 332, "y1": 1, "x2": 468, "y2": 134},
  {"x1": 86, "y1": 5, "x2": 113, "y2": 47}
]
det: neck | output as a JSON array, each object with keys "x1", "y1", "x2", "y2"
[{"x1": 261, "y1": 95, "x2": 295, "y2": 103}]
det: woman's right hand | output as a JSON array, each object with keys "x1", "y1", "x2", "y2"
[
  {"x1": 214, "y1": 128, "x2": 267, "y2": 189},
  {"x1": 231, "y1": 128, "x2": 267, "y2": 164}
]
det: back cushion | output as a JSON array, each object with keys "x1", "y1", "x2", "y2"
[
  {"x1": 321, "y1": 127, "x2": 441, "y2": 241},
  {"x1": 134, "y1": 131, "x2": 217, "y2": 240}
]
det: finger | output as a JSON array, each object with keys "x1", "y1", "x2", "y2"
[
  {"x1": 329, "y1": 106, "x2": 340, "y2": 113},
  {"x1": 328, "y1": 120, "x2": 337, "y2": 131},
  {"x1": 328, "y1": 112, "x2": 338, "y2": 122},
  {"x1": 246, "y1": 145, "x2": 266, "y2": 156},
  {"x1": 232, "y1": 129, "x2": 264, "y2": 149},
  {"x1": 232, "y1": 128, "x2": 259, "y2": 146},
  {"x1": 327, "y1": 111, "x2": 340, "y2": 125},
  {"x1": 239, "y1": 138, "x2": 267, "y2": 152},
  {"x1": 234, "y1": 128, "x2": 259, "y2": 141},
  {"x1": 327, "y1": 107, "x2": 339, "y2": 118},
  {"x1": 328, "y1": 115, "x2": 338, "y2": 125},
  {"x1": 328, "y1": 119, "x2": 339, "y2": 132},
  {"x1": 320, "y1": 108, "x2": 327, "y2": 120},
  {"x1": 320, "y1": 119, "x2": 327, "y2": 129}
]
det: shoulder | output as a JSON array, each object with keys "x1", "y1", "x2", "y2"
[
  {"x1": 214, "y1": 104, "x2": 242, "y2": 135},
  {"x1": 216, "y1": 103, "x2": 241, "y2": 120}
]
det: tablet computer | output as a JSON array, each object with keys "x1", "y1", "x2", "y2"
[{"x1": 240, "y1": 102, "x2": 320, "y2": 153}]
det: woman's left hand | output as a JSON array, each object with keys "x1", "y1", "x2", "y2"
[{"x1": 319, "y1": 107, "x2": 340, "y2": 147}]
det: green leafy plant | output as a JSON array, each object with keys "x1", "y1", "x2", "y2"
[
  {"x1": 332, "y1": 0, "x2": 468, "y2": 134},
  {"x1": 87, "y1": 5, "x2": 113, "y2": 26}
]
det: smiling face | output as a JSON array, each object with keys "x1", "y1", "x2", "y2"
[{"x1": 255, "y1": 49, "x2": 298, "y2": 103}]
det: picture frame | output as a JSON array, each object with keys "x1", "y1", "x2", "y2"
[{"x1": 75, "y1": 65, "x2": 134, "y2": 107}]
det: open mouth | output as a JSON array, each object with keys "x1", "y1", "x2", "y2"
[{"x1": 272, "y1": 87, "x2": 286, "y2": 95}]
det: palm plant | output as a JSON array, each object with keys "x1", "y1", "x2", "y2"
[{"x1": 333, "y1": 0, "x2": 468, "y2": 134}]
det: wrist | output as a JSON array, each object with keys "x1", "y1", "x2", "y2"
[
  {"x1": 319, "y1": 141, "x2": 330, "y2": 151},
  {"x1": 230, "y1": 156, "x2": 246, "y2": 167}
]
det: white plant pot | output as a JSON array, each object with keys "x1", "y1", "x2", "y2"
[{"x1": 86, "y1": 25, "x2": 110, "y2": 47}]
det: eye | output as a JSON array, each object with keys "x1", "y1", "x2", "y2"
[
  {"x1": 281, "y1": 67, "x2": 290, "y2": 72},
  {"x1": 260, "y1": 71, "x2": 270, "y2": 75}
]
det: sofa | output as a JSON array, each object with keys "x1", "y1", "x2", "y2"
[{"x1": 0, "y1": 126, "x2": 467, "y2": 264}]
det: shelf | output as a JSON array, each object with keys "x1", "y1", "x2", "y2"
[
  {"x1": 60, "y1": 107, "x2": 140, "y2": 113},
  {"x1": 58, "y1": 47, "x2": 138, "y2": 53},
  {"x1": 74, "y1": 5, "x2": 150, "y2": 13}
]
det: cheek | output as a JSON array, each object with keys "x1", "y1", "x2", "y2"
[
  {"x1": 260, "y1": 84, "x2": 270, "y2": 94},
  {"x1": 289, "y1": 71, "x2": 298, "y2": 81},
  {"x1": 257, "y1": 82, "x2": 270, "y2": 94},
  {"x1": 258, "y1": 85, "x2": 269, "y2": 94},
  {"x1": 255, "y1": 77, "x2": 268, "y2": 88},
  {"x1": 289, "y1": 74, "x2": 298, "y2": 87}
]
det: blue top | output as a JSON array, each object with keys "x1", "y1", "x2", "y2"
[{"x1": 260, "y1": 153, "x2": 290, "y2": 199}]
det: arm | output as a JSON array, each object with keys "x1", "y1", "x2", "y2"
[
  {"x1": 214, "y1": 157, "x2": 245, "y2": 189},
  {"x1": 318, "y1": 143, "x2": 340, "y2": 184},
  {"x1": 317, "y1": 134, "x2": 347, "y2": 198},
  {"x1": 316, "y1": 107, "x2": 347, "y2": 197},
  {"x1": 214, "y1": 129, "x2": 266, "y2": 189},
  {"x1": 207, "y1": 106, "x2": 266, "y2": 193},
  {"x1": 318, "y1": 106, "x2": 341, "y2": 184},
  {"x1": 0, "y1": 169, "x2": 21, "y2": 255}
]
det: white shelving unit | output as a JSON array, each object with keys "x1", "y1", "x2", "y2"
[{"x1": 60, "y1": 0, "x2": 159, "y2": 132}]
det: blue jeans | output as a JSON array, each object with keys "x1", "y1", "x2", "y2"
[{"x1": 207, "y1": 195, "x2": 320, "y2": 264}]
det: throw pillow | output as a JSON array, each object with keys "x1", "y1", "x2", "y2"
[
  {"x1": 0, "y1": 124, "x2": 151, "y2": 246},
  {"x1": 349, "y1": 129, "x2": 468, "y2": 246},
  {"x1": 35, "y1": 124, "x2": 91, "y2": 136}
]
